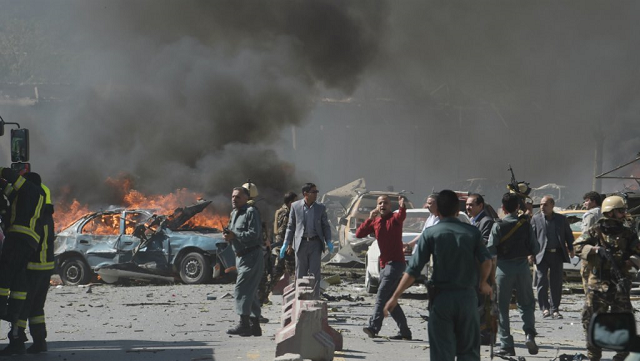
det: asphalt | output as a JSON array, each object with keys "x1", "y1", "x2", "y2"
[{"x1": 0, "y1": 273, "x2": 635, "y2": 361}]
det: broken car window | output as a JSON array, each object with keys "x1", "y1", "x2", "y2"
[{"x1": 81, "y1": 214, "x2": 121, "y2": 235}]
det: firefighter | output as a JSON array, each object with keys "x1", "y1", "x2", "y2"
[
  {"x1": 1, "y1": 173, "x2": 54, "y2": 355},
  {"x1": 0, "y1": 168, "x2": 45, "y2": 354}
]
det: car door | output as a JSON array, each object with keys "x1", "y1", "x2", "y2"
[
  {"x1": 115, "y1": 211, "x2": 143, "y2": 264},
  {"x1": 81, "y1": 212, "x2": 122, "y2": 268}
]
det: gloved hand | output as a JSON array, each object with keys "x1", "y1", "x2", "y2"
[
  {"x1": 326, "y1": 241, "x2": 334, "y2": 253},
  {"x1": 279, "y1": 242, "x2": 288, "y2": 259}
]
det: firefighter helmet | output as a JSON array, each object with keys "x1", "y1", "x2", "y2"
[
  {"x1": 601, "y1": 195, "x2": 626, "y2": 214},
  {"x1": 242, "y1": 181, "x2": 259, "y2": 199}
]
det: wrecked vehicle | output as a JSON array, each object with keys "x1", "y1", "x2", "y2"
[
  {"x1": 337, "y1": 191, "x2": 413, "y2": 255},
  {"x1": 54, "y1": 201, "x2": 235, "y2": 286},
  {"x1": 364, "y1": 209, "x2": 470, "y2": 293}
]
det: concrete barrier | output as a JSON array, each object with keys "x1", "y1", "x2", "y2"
[{"x1": 274, "y1": 276, "x2": 343, "y2": 361}]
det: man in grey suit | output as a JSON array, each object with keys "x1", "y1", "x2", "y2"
[
  {"x1": 531, "y1": 195, "x2": 574, "y2": 319},
  {"x1": 280, "y1": 183, "x2": 333, "y2": 298}
]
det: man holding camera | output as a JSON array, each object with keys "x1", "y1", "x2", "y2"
[
  {"x1": 574, "y1": 195, "x2": 640, "y2": 361},
  {"x1": 224, "y1": 186, "x2": 263, "y2": 337}
]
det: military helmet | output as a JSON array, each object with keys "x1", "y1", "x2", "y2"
[
  {"x1": 242, "y1": 181, "x2": 259, "y2": 199},
  {"x1": 601, "y1": 195, "x2": 626, "y2": 213}
]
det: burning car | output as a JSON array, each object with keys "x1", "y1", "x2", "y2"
[{"x1": 54, "y1": 201, "x2": 235, "y2": 286}]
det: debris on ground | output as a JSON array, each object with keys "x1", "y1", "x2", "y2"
[{"x1": 322, "y1": 293, "x2": 364, "y2": 302}]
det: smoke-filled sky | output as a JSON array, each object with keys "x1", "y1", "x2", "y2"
[{"x1": 1, "y1": 0, "x2": 639, "y2": 213}]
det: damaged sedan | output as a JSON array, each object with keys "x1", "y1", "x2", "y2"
[{"x1": 54, "y1": 201, "x2": 235, "y2": 286}]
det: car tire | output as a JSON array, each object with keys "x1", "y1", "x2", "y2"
[
  {"x1": 60, "y1": 257, "x2": 93, "y2": 286},
  {"x1": 179, "y1": 251, "x2": 212, "y2": 284},
  {"x1": 365, "y1": 269, "x2": 378, "y2": 294}
]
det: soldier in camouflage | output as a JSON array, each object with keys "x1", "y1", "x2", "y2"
[
  {"x1": 574, "y1": 195, "x2": 640, "y2": 361},
  {"x1": 265, "y1": 192, "x2": 297, "y2": 299}
]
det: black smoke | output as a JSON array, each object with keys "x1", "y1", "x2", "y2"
[{"x1": 0, "y1": 0, "x2": 390, "y2": 217}]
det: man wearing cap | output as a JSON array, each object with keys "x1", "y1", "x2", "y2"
[
  {"x1": 281, "y1": 183, "x2": 333, "y2": 298},
  {"x1": 224, "y1": 186, "x2": 263, "y2": 337}
]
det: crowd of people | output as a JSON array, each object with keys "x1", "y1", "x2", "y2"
[{"x1": 216, "y1": 180, "x2": 639, "y2": 361}]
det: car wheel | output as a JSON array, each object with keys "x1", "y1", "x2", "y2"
[
  {"x1": 179, "y1": 252, "x2": 212, "y2": 284},
  {"x1": 365, "y1": 269, "x2": 378, "y2": 294},
  {"x1": 60, "y1": 257, "x2": 93, "y2": 286}
]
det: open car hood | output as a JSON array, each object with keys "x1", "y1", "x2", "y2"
[{"x1": 162, "y1": 200, "x2": 212, "y2": 230}]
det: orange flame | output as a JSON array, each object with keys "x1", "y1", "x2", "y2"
[{"x1": 53, "y1": 177, "x2": 229, "y2": 233}]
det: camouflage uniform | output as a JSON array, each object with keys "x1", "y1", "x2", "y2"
[
  {"x1": 266, "y1": 204, "x2": 295, "y2": 297},
  {"x1": 574, "y1": 217, "x2": 640, "y2": 361},
  {"x1": 257, "y1": 222, "x2": 271, "y2": 305}
]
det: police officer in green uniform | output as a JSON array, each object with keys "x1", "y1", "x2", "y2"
[
  {"x1": 224, "y1": 186, "x2": 263, "y2": 337},
  {"x1": 574, "y1": 195, "x2": 640, "y2": 361},
  {"x1": 487, "y1": 193, "x2": 540, "y2": 357},
  {"x1": 385, "y1": 190, "x2": 492, "y2": 361}
]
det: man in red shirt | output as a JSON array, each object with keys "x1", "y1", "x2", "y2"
[{"x1": 356, "y1": 195, "x2": 412, "y2": 340}]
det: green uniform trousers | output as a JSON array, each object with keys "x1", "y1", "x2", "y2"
[
  {"x1": 428, "y1": 288, "x2": 480, "y2": 361},
  {"x1": 495, "y1": 259, "x2": 536, "y2": 348},
  {"x1": 234, "y1": 247, "x2": 264, "y2": 317}
]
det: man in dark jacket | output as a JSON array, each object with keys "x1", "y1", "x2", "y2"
[
  {"x1": 531, "y1": 195, "x2": 574, "y2": 319},
  {"x1": 466, "y1": 193, "x2": 494, "y2": 245}
]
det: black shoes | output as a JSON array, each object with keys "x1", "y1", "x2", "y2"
[
  {"x1": 362, "y1": 327, "x2": 376, "y2": 338},
  {"x1": 389, "y1": 333, "x2": 412, "y2": 340},
  {"x1": 249, "y1": 317, "x2": 262, "y2": 337},
  {"x1": 0, "y1": 342, "x2": 25, "y2": 356},
  {"x1": 525, "y1": 334, "x2": 539, "y2": 355},
  {"x1": 494, "y1": 347, "x2": 516, "y2": 357},
  {"x1": 26, "y1": 339, "x2": 47, "y2": 354},
  {"x1": 227, "y1": 316, "x2": 252, "y2": 337}
]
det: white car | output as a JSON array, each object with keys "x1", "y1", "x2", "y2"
[{"x1": 364, "y1": 209, "x2": 471, "y2": 293}]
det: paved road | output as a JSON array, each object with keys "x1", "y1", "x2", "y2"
[{"x1": 3, "y1": 276, "x2": 634, "y2": 361}]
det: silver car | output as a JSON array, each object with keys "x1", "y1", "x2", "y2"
[
  {"x1": 54, "y1": 201, "x2": 235, "y2": 285},
  {"x1": 364, "y1": 209, "x2": 470, "y2": 293}
]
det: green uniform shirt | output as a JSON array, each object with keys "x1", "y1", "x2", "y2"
[
  {"x1": 228, "y1": 204, "x2": 262, "y2": 254},
  {"x1": 407, "y1": 217, "x2": 491, "y2": 289},
  {"x1": 487, "y1": 213, "x2": 539, "y2": 261}
]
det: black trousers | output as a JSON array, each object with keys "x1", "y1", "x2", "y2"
[
  {"x1": 0, "y1": 237, "x2": 35, "y2": 323},
  {"x1": 536, "y1": 251, "x2": 564, "y2": 313},
  {"x1": 18, "y1": 270, "x2": 52, "y2": 340}
]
